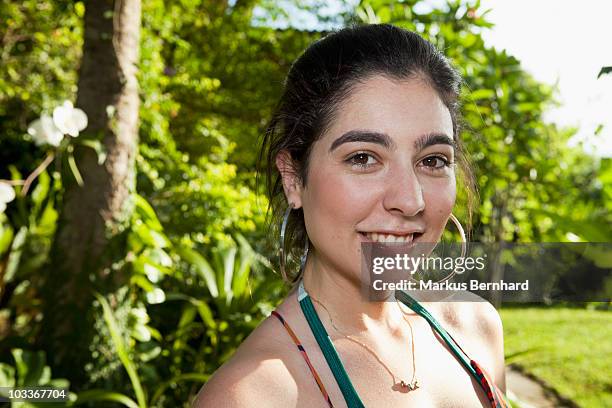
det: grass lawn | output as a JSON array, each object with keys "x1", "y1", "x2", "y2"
[{"x1": 500, "y1": 307, "x2": 612, "y2": 408}]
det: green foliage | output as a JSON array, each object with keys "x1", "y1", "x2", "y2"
[
  {"x1": 0, "y1": 1, "x2": 83, "y2": 175},
  {"x1": 0, "y1": 168, "x2": 60, "y2": 347},
  {"x1": 154, "y1": 232, "x2": 283, "y2": 405},
  {"x1": 80, "y1": 189, "x2": 280, "y2": 405},
  {"x1": 0, "y1": 348, "x2": 75, "y2": 407},
  {"x1": 87, "y1": 292, "x2": 147, "y2": 408},
  {"x1": 138, "y1": 0, "x2": 318, "y2": 170}
]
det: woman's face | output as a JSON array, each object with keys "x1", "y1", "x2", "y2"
[{"x1": 279, "y1": 75, "x2": 456, "y2": 283}]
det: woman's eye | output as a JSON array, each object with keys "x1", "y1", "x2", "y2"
[
  {"x1": 347, "y1": 152, "x2": 378, "y2": 168},
  {"x1": 420, "y1": 155, "x2": 451, "y2": 170}
]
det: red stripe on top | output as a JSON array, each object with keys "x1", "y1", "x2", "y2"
[{"x1": 271, "y1": 310, "x2": 334, "y2": 407}]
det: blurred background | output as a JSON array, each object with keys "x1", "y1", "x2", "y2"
[{"x1": 0, "y1": 0, "x2": 610, "y2": 406}]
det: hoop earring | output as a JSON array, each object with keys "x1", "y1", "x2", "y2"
[
  {"x1": 433, "y1": 213, "x2": 467, "y2": 284},
  {"x1": 279, "y1": 203, "x2": 309, "y2": 283}
]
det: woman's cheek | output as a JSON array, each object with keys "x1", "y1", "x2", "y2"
[
  {"x1": 303, "y1": 168, "x2": 350, "y2": 244},
  {"x1": 422, "y1": 177, "x2": 456, "y2": 240},
  {"x1": 307, "y1": 170, "x2": 369, "y2": 229}
]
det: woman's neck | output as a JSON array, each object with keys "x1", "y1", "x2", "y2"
[{"x1": 301, "y1": 252, "x2": 408, "y2": 335}]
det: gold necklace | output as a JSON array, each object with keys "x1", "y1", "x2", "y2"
[{"x1": 308, "y1": 293, "x2": 420, "y2": 392}]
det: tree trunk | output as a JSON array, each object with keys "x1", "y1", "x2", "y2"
[{"x1": 41, "y1": 0, "x2": 141, "y2": 388}]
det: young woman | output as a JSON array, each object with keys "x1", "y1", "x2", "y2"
[{"x1": 194, "y1": 24, "x2": 509, "y2": 407}]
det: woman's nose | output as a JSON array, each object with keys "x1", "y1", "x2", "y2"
[{"x1": 382, "y1": 165, "x2": 425, "y2": 217}]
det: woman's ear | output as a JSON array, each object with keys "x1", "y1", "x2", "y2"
[{"x1": 276, "y1": 150, "x2": 304, "y2": 209}]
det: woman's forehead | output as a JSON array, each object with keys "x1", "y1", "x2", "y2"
[{"x1": 320, "y1": 75, "x2": 454, "y2": 149}]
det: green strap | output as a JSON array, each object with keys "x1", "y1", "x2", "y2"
[
  {"x1": 394, "y1": 289, "x2": 481, "y2": 384},
  {"x1": 298, "y1": 280, "x2": 365, "y2": 408},
  {"x1": 298, "y1": 281, "x2": 481, "y2": 407}
]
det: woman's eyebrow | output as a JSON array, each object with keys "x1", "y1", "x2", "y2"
[
  {"x1": 329, "y1": 130, "x2": 455, "y2": 153},
  {"x1": 329, "y1": 130, "x2": 395, "y2": 152},
  {"x1": 414, "y1": 133, "x2": 456, "y2": 151}
]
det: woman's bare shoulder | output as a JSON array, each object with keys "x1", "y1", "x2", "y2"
[
  {"x1": 450, "y1": 291, "x2": 504, "y2": 342},
  {"x1": 191, "y1": 351, "x2": 297, "y2": 407},
  {"x1": 192, "y1": 296, "x2": 304, "y2": 407},
  {"x1": 429, "y1": 291, "x2": 506, "y2": 391}
]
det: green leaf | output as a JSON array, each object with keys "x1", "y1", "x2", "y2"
[
  {"x1": 94, "y1": 293, "x2": 147, "y2": 408},
  {"x1": 0, "y1": 363, "x2": 15, "y2": 387},
  {"x1": 131, "y1": 222, "x2": 169, "y2": 248},
  {"x1": 223, "y1": 246, "x2": 237, "y2": 303},
  {"x1": 515, "y1": 102, "x2": 540, "y2": 113},
  {"x1": 597, "y1": 65, "x2": 612, "y2": 79},
  {"x1": 4, "y1": 227, "x2": 27, "y2": 283},
  {"x1": 165, "y1": 293, "x2": 216, "y2": 328},
  {"x1": 469, "y1": 88, "x2": 495, "y2": 101},
  {"x1": 67, "y1": 152, "x2": 84, "y2": 186},
  {"x1": 0, "y1": 222, "x2": 14, "y2": 256},
  {"x1": 134, "y1": 194, "x2": 163, "y2": 231},
  {"x1": 147, "y1": 248, "x2": 172, "y2": 267},
  {"x1": 79, "y1": 139, "x2": 107, "y2": 165},
  {"x1": 31, "y1": 169, "x2": 50, "y2": 211},
  {"x1": 233, "y1": 234, "x2": 254, "y2": 298},
  {"x1": 74, "y1": 2, "x2": 85, "y2": 18},
  {"x1": 131, "y1": 274, "x2": 155, "y2": 292},
  {"x1": 36, "y1": 202, "x2": 59, "y2": 238},
  {"x1": 143, "y1": 262, "x2": 163, "y2": 283},
  {"x1": 175, "y1": 245, "x2": 219, "y2": 297},
  {"x1": 531, "y1": 209, "x2": 612, "y2": 242},
  {"x1": 72, "y1": 389, "x2": 139, "y2": 408},
  {"x1": 47, "y1": 377, "x2": 70, "y2": 390},
  {"x1": 13, "y1": 349, "x2": 45, "y2": 387},
  {"x1": 147, "y1": 229, "x2": 169, "y2": 248},
  {"x1": 583, "y1": 244, "x2": 612, "y2": 268},
  {"x1": 177, "y1": 304, "x2": 197, "y2": 331},
  {"x1": 136, "y1": 343, "x2": 161, "y2": 363}
]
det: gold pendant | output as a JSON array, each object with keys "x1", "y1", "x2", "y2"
[{"x1": 400, "y1": 380, "x2": 419, "y2": 391}]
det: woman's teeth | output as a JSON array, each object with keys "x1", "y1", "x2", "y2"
[{"x1": 364, "y1": 232, "x2": 415, "y2": 243}]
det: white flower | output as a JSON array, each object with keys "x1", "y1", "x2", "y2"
[
  {"x1": 0, "y1": 183, "x2": 16, "y2": 213},
  {"x1": 26, "y1": 101, "x2": 88, "y2": 147},
  {"x1": 0, "y1": 183, "x2": 15, "y2": 203},
  {"x1": 27, "y1": 115, "x2": 64, "y2": 147},
  {"x1": 52, "y1": 100, "x2": 88, "y2": 137},
  {"x1": 146, "y1": 288, "x2": 165, "y2": 304}
]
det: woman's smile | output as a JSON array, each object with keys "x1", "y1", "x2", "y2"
[{"x1": 358, "y1": 231, "x2": 425, "y2": 243}]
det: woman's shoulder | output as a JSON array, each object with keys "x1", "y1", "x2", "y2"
[
  {"x1": 426, "y1": 290, "x2": 506, "y2": 391},
  {"x1": 455, "y1": 291, "x2": 504, "y2": 342},
  {"x1": 192, "y1": 296, "x2": 304, "y2": 407},
  {"x1": 425, "y1": 290, "x2": 503, "y2": 339}
]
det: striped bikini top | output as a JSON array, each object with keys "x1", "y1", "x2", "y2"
[{"x1": 270, "y1": 279, "x2": 510, "y2": 408}]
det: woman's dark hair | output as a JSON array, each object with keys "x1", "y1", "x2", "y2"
[{"x1": 257, "y1": 23, "x2": 477, "y2": 284}]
